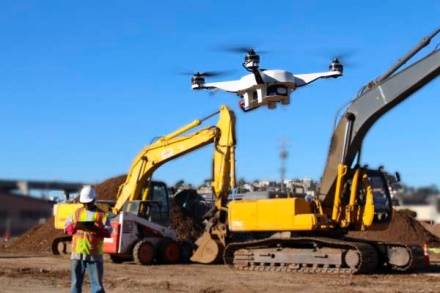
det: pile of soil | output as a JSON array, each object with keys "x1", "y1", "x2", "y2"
[
  {"x1": 433, "y1": 224, "x2": 440, "y2": 238},
  {"x1": 348, "y1": 210, "x2": 440, "y2": 245},
  {"x1": 95, "y1": 175, "x2": 126, "y2": 200},
  {"x1": 2, "y1": 218, "x2": 65, "y2": 254},
  {"x1": 420, "y1": 222, "x2": 440, "y2": 239}
]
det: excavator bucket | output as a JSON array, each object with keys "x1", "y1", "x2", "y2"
[{"x1": 190, "y1": 232, "x2": 223, "y2": 264}]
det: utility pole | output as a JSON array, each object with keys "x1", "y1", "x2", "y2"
[{"x1": 279, "y1": 141, "x2": 288, "y2": 193}]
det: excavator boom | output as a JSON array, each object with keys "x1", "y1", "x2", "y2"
[
  {"x1": 113, "y1": 105, "x2": 236, "y2": 213},
  {"x1": 320, "y1": 30, "x2": 440, "y2": 204}
]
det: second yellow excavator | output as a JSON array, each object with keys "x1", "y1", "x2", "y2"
[{"x1": 192, "y1": 28, "x2": 440, "y2": 273}]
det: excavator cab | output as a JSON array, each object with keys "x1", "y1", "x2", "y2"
[
  {"x1": 337, "y1": 166, "x2": 393, "y2": 231},
  {"x1": 364, "y1": 169, "x2": 393, "y2": 225},
  {"x1": 122, "y1": 181, "x2": 171, "y2": 226}
]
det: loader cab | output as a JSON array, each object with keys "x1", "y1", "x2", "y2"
[
  {"x1": 148, "y1": 181, "x2": 170, "y2": 225},
  {"x1": 122, "y1": 181, "x2": 171, "y2": 226}
]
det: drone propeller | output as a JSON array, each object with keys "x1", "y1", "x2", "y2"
[
  {"x1": 215, "y1": 44, "x2": 269, "y2": 55},
  {"x1": 179, "y1": 69, "x2": 236, "y2": 90},
  {"x1": 330, "y1": 51, "x2": 357, "y2": 68},
  {"x1": 178, "y1": 70, "x2": 234, "y2": 78},
  {"x1": 308, "y1": 48, "x2": 358, "y2": 68},
  {"x1": 330, "y1": 49, "x2": 356, "y2": 61}
]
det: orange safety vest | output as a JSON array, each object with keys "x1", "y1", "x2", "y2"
[{"x1": 71, "y1": 207, "x2": 106, "y2": 256}]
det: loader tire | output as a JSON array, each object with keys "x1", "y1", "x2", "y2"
[
  {"x1": 158, "y1": 238, "x2": 180, "y2": 264},
  {"x1": 133, "y1": 240, "x2": 155, "y2": 265}
]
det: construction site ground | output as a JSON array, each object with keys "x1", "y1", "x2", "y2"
[
  {"x1": 1, "y1": 252, "x2": 440, "y2": 293},
  {"x1": 3, "y1": 177, "x2": 440, "y2": 292}
]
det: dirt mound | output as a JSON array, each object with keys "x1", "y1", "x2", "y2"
[
  {"x1": 96, "y1": 175, "x2": 126, "y2": 200},
  {"x1": 434, "y1": 224, "x2": 440, "y2": 238},
  {"x1": 420, "y1": 222, "x2": 440, "y2": 239},
  {"x1": 2, "y1": 175, "x2": 127, "y2": 254},
  {"x1": 2, "y1": 218, "x2": 65, "y2": 254},
  {"x1": 348, "y1": 210, "x2": 440, "y2": 245}
]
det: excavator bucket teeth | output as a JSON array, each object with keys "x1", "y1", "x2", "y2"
[{"x1": 190, "y1": 232, "x2": 222, "y2": 264}]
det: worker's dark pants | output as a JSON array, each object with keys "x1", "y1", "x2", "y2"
[{"x1": 71, "y1": 259, "x2": 104, "y2": 293}]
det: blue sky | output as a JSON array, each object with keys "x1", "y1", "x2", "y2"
[{"x1": 0, "y1": 1, "x2": 439, "y2": 187}]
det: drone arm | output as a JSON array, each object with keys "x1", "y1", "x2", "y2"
[{"x1": 294, "y1": 71, "x2": 342, "y2": 87}]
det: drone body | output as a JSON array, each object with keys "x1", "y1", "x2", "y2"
[{"x1": 191, "y1": 49, "x2": 343, "y2": 111}]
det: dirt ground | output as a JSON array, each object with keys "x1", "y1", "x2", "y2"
[{"x1": 1, "y1": 252, "x2": 440, "y2": 293}]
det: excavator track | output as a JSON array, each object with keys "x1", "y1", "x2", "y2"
[
  {"x1": 224, "y1": 237, "x2": 378, "y2": 274},
  {"x1": 348, "y1": 239, "x2": 426, "y2": 272},
  {"x1": 224, "y1": 237, "x2": 424, "y2": 274}
]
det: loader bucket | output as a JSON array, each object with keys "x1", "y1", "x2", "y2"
[{"x1": 190, "y1": 232, "x2": 223, "y2": 264}]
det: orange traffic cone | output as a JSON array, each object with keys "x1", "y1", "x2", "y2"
[
  {"x1": 3, "y1": 231, "x2": 10, "y2": 242},
  {"x1": 423, "y1": 243, "x2": 430, "y2": 267}
]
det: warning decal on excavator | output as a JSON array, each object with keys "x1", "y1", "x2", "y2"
[{"x1": 161, "y1": 149, "x2": 174, "y2": 160}]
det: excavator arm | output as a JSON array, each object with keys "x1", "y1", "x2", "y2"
[
  {"x1": 320, "y1": 28, "x2": 440, "y2": 207},
  {"x1": 52, "y1": 105, "x2": 236, "y2": 256},
  {"x1": 113, "y1": 105, "x2": 236, "y2": 214}
]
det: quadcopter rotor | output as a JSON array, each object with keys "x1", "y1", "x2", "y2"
[
  {"x1": 330, "y1": 51, "x2": 357, "y2": 69},
  {"x1": 178, "y1": 70, "x2": 234, "y2": 89},
  {"x1": 216, "y1": 44, "x2": 269, "y2": 72},
  {"x1": 217, "y1": 44, "x2": 268, "y2": 55},
  {"x1": 309, "y1": 48, "x2": 358, "y2": 69},
  {"x1": 178, "y1": 70, "x2": 232, "y2": 78}
]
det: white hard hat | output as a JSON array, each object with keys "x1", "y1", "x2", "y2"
[{"x1": 79, "y1": 185, "x2": 96, "y2": 203}]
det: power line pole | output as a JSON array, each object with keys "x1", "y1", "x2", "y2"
[{"x1": 280, "y1": 141, "x2": 288, "y2": 193}]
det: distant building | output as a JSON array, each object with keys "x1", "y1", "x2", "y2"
[
  {"x1": 197, "y1": 185, "x2": 212, "y2": 195},
  {"x1": 0, "y1": 191, "x2": 54, "y2": 237},
  {"x1": 0, "y1": 179, "x2": 85, "y2": 238},
  {"x1": 395, "y1": 194, "x2": 440, "y2": 223}
]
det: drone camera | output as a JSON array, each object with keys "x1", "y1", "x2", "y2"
[
  {"x1": 267, "y1": 85, "x2": 288, "y2": 97},
  {"x1": 329, "y1": 58, "x2": 343, "y2": 74},
  {"x1": 191, "y1": 74, "x2": 205, "y2": 89}
]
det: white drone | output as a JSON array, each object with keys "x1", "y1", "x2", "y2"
[{"x1": 191, "y1": 48, "x2": 343, "y2": 112}]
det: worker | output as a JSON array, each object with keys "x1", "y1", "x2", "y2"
[{"x1": 65, "y1": 185, "x2": 111, "y2": 293}]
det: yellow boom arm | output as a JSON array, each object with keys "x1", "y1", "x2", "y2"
[{"x1": 113, "y1": 105, "x2": 236, "y2": 213}]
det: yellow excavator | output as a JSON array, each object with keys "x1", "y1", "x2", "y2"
[
  {"x1": 53, "y1": 105, "x2": 236, "y2": 264},
  {"x1": 192, "y1": 28, "x2": 440, "y2": 273}
]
